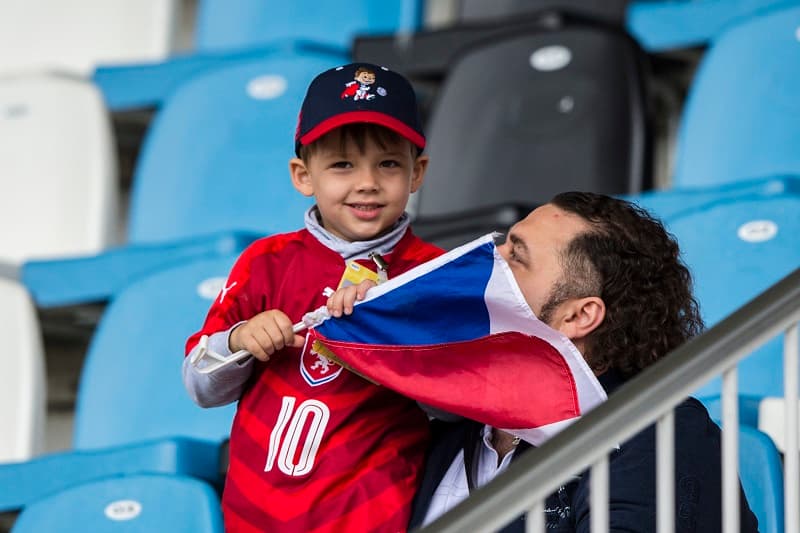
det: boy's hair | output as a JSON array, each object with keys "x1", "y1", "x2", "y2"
[
  {"x1": 297, "y1": 123, "x2": 422, "y2": 162},
  {"x1": 295, "y1": 63, "x2": 425, "y2": 157}
]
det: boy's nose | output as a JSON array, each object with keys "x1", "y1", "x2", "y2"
[{"x1": 355, "y1": 169, "x2": 379, "y2": 191}]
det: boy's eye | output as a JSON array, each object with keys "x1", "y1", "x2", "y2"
[
  {"x1": 380, "y1": 160, "x2": 401, "y2": 168},
  {"x1": 331, "y1": 161, "x2": 352, "y2": 169}
]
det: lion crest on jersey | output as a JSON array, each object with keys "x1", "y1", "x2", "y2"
[{"x1": 300, "y1": 337, "x2": 343, "y2": 386}]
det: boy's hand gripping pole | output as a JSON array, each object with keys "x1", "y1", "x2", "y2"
[{"x1": 189, "y1": 305, "x2": 331, "y2": 375}]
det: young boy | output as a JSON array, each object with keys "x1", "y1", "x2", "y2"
[{"x1": 183, "y1": 63, "x2": 442, "y2": 533}]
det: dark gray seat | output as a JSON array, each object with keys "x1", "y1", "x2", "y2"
[{"x1": 409, "y1": 23, "x2": 650, "y2": 249}]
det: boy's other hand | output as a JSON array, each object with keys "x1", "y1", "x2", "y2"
[
  {"x1": 327, "y1": 280, "x2": 377, "y2": 317},
  {"x1": 229, "y1": 310, "x2": 305, "y2": 361}
]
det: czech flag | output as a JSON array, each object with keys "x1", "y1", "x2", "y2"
[{"x1": 308, "y1": 234, "x2": 607, "y2": 446}]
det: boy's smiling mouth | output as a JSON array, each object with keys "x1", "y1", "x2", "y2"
[{"x1": 347, "y1": 203, "x2": 384, "y2": 219}]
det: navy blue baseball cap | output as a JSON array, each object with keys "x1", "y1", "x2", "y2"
[{"x1": 295, "y1": 63, "x2": 425, "y2": 155}]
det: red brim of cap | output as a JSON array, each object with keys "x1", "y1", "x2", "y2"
[{"x1": 298, "y1": 110, "x2": 425, "y2": 151}]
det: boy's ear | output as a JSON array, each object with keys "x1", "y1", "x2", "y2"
[
  {"x1": 410, "y1": 154, "x2": 429, "y2": 194},
  {"x1": 289, "y1": 157, "x2": 314, "y2": 197}
]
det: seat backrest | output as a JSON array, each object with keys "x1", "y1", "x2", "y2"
[
  {"x1": 72, "y1": 255, "x2": 240, "y2": 450},
  {"x1": 11, "y1": 474, "x2": 223, "y2": 533},
  {"x1": 0, "y1": 0, "x2": 177, "y2": 76},
  {"x1": 656, "y1": 181, "x2": 800, "y2": 401},
  {"x1": 0, "y1": 74, "x2": 118, "y2": 264},
  {"x1": 738, "y1": 425, "x2": 785, "y2": 533},
  {"x1": 672, "y1": 5, "x2": 800, "y2": 188},
  {"x1": 413, "y1": 24, "x2": 649, "y2": 220},
  {"x1": 412, "y1": 205, "x2": 533, "y2": 251},
  {"x1": 626, "y1": 0, "x2": 798, "y2": 52},
  {"x1": 625, "y1": 176, "x2": 795, "y2": 221},
  {"x1": 126, "y1": 50, "x2": 341, "y2": 245},
  {"x1": 458, "y1": 0, "x2": 629, "y2": 25},
  {"x1": 194, "y1": 0, "x2": 424, "y2": 52},
  {"x1": 0, "y1": 279, "x2": 45, "y2": 463}
]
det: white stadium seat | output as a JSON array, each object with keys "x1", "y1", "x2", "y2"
[
  {"x1": 0, "y1": 74, "x2": 119, "y2": 265},
  {"x1": 0, "y1": 0, "x2": 178, "y2": 76},
  {"x1": 0, "y1": 278, "x2": 46, "y2": 463}
]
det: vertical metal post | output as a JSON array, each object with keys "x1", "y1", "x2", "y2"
[
  {"x1": 526, "y1": 500, "x2": 545, "y2": 533},
  {"x1": 722, "y1": 366, "x2": 739, "y2": 533},
  {"x1": 591, "y1": 455, "x2": 609, "y2": 533},
  {"x1": 785, "y1": 323, "x2": 799, "y2": 533},
  {"x1": 657, "y1": 410, "x2": 675, "y2": 533}
]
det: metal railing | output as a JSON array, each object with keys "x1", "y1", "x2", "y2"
[{"x1": 418, "y1": 267, "x2": 800, "y2": 533}]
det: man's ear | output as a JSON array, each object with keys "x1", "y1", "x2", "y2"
[
  {"x1": 289, "y1": 157, "x2": 314, "y2": 197},
  {"x1": 409, "y1": 154, "x2": 429, "y2": 194},
  {"x1": 555, "y1": 296, "x2": 605, "y2": 342}
]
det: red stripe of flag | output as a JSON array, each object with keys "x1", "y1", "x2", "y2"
[{"x1": 310, "y1": 330, "x2": 581, "y2": 430}]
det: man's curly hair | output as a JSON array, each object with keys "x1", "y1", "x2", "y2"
[{"x1": 549, "y1": 191, "x2": 704, "y2": 378}]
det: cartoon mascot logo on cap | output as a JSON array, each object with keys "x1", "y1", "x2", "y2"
[{"x1": 341, "y1": 67, "x2": 382, "y2": 101}]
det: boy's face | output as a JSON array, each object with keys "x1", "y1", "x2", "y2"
[{"x1": 290, "y1": 130, "x2": 427, "y2": 242}]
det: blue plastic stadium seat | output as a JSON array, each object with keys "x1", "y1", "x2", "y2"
[
  {"x1": 72, "y1": 256, "x2": 239, "y2": 449},
  {"x1": 0, "y1": 255, "x2": 238, "y2": 512},
  {"x1": 11, "y1": 474, "x2": 223, "y2": 533},
  {"x1": 738, "y1": 426, "x2": 785, "y2": 533},
  {"x1": 626, "y1": 0, "x2": 797, "y2": 52},
  {"x1": 697, "y1": 394, "x2": 763, "y2": 429},
  {"x1": 23, "y1": 51, "x2": 340, "y2": 308},
  {"x1": 195, "y1": 0, "x2": 423, "y2": 53},
  {"x1": 93, "y1": 0, "x2": 423, "y2": 111},
  {"x1": 637, "y1": 178, "x2": 800, "y2": 423},
  {"x1": 671, "y1": 5, "x2": 800, "y2": 188},
  {"x1": 125, "y1": 53, "x2": 336, "y2": 245}
]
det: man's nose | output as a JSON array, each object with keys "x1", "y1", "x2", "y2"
[{"x1": 496, "y1": 240, "x2": 510, "y2": 259}]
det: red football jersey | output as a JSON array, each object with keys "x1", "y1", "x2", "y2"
[{"x1": 186, "y1": 229, "x2": 442, "y2": 532}]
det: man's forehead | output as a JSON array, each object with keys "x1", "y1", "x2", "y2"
[{"x1": 512, "y1": 204, "x2": 590, "y2": 241}]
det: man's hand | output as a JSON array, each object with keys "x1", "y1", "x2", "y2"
[
  {"x1": 326, "y1": 280, "x2": 377, "y2": 317},
  {"x1": 229, "y1": 310, "x2": 305, "y2": 362}
]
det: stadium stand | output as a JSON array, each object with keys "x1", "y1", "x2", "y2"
[
  {"x1": 22, "y1": 51, "x2": 340, "y2": 308},
  {"x1": 671, "y1": 4, "x2": 800, "y2": 188},
  {"x1": 3, "y1": 1, "x2": 796, "y2": 531},
  {"x1": 0, "y1": 279, "x2": 45, "y2": 464},
  {"x1": 0, "y1": 0, "x2": 177, "y2": 77},
  {"x1": 0, "y1": 255, "x2": 237, "y2": 515},
  {"x1": 409, "y1": 20, "x2": 650, "y2": 248},
  {"x1": 11, "y1": 474, "x2": 223, "y2": 533},
  {"x1": 92, "y1": 0, "x2": 423, "y2": 111},
  {"x1": 0, "y1": 74, "x2": 118, "y2": 268}
]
